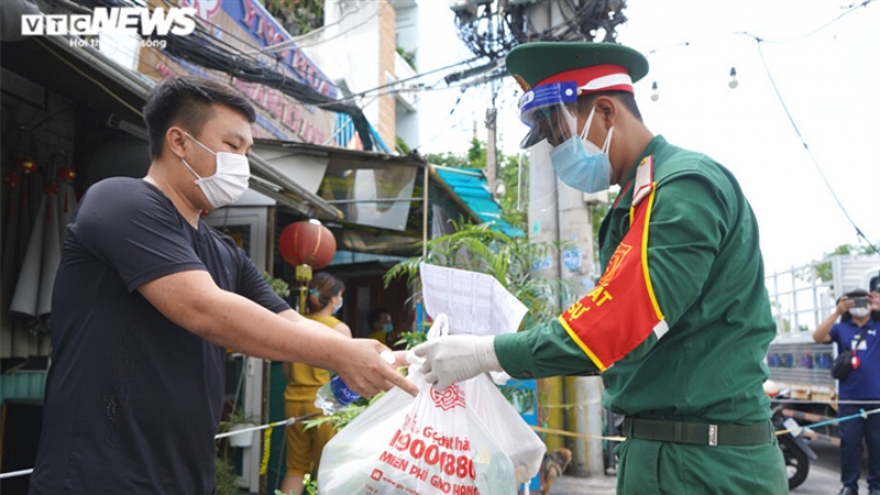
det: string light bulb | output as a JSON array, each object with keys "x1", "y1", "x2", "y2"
[
  {"x1": 728, "y1": 67, "x2": 738, "y2": 89},
  {"x1": 650, "y1": 81, "x2": 659, "y2": 102}
]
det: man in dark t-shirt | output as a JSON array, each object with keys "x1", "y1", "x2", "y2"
[{"x1": 29, "y1": 77, "x2": 417, "y2": 495}]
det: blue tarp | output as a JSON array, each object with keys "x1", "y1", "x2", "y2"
[{"x1": 435, "y1": 167, "x2": 525, "y2": 238}]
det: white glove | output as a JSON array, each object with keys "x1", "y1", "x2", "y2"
[{"x1": 412, "y1": 335, "x2": 502, "y2": 391}]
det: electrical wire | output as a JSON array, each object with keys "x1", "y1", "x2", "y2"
[
  {"x1": 645, "y1": 0, "x2": 877, "y2": 54},
  {"x1": 640, "y1": 0, "x2": 879, "y2": 254},
  {"x1": 753, "y1": 39, "x2": 879, "y2": 255},
  {"x1": 411, "y1": 91, "x2": 479, "y2": 152},
  {"x1": 66, "y1": 0, "x2": 344, "y2": 96},
  {"x1": 156, "y1": 0, "x2": 348, "y2": 95},
  {"x1": 247, "y1": 1, "x2": 369, "y2": 54},
  {"x1": 160, "y1": 32, "x2": 379, "y2": 149},
  {"x1": 157, "y1": 0, "x2": 489, "y2": 108},
  {"x1": 272, "y1": 2, "x2": 387, "y2": 51},
  {"x1": 747, "y1": 0, "x2": 875, "y2": 45},
  {"x1": 33, "y1": 38, "x2": 144, "y2": 117},
  {"x1": 312, "y1": 55, "x2": 486, "y2": 106},
  {"x1": 74, "y1": 0, "x2": 372, "y2": 148},
  {"x1": 52, "y1": 0, "x2": 501, "y2": 147}
]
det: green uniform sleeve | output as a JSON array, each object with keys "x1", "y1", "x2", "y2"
[
  {"x1": 646, "y1": 165, "x2": 734, "y2": 328},
  {"x1": 494, "y1": 318, "x2": 601, "y2": 379},
  {"x1": 495, "y1": 156, "x2": 735, "y2": 378}
]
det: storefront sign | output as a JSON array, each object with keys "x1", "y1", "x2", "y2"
[
  {"x1": 182, "y1": 0, "x2": 336, "y2": 99},
  {"x1": 142, "y1": 0, "x2": 336, "y2": 143}
]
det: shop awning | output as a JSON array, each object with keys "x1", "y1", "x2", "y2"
[
  {"x1": 0, "y1": 34, "x2": 342, "y2": 219},
  {"x1": 434, "y1": 166, "x2": 525, "y2": 238},
  {"x1": 262, "y1": 140, "x2": 489, "y2": 258}
]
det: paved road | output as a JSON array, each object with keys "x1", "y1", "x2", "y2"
[
  {"x1": 547, "y1": 440, "x2": 871, "y2": 494},
  {"x1": 791, "y1": 440, "x2": 868, "y2": 494}
]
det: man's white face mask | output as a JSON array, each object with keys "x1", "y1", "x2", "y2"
[{"x1": 181, "y1": 132, "x2": 250, "y2": 209}]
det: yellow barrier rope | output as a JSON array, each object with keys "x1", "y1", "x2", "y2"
[
  {"x1": 531, "y1": 425, "x2": 626, "y2": 442},
  {"x1": 540, "y1": 402, "x2": 595, "y2": 409},
  {"x1": 260, "y1": 426, "x2": 274, "y2": 476}
]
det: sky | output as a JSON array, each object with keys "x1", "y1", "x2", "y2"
[{"x1": 414, "y1": 0, "x2": 880, "y2": 275}]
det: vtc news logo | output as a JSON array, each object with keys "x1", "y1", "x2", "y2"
[{"x1": 21, "y1": 7, "x2": 196, "y2": 37}]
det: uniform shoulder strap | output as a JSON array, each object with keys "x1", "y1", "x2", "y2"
[{"x1": 631, "y1": 155, "x2": 654, "y2": 207}]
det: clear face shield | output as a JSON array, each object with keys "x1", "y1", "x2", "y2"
[
  {"x1": 518, "y1": 81, "x2": 580, "y2": 149},
  {"x1": 518, "y1": 81, "x2": 613, "y2": 193}
]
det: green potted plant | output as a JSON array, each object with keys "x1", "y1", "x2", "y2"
[{"x1": 218, "y1": 408, "x2": 261, "y2": 448}]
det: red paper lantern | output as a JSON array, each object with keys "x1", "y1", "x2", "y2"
[
  {"x1": 5, "y1": 171, "x2": 21, "y2": 187},
  {"x1": 18, "y1": 157, "x2": 37, "y2": 174},
  {"x1": 278, "y1": 220, "x2": 336, "y2": 269},
  {"x1": 58, "y1": 166, "x2": 76, "y2": 182}
]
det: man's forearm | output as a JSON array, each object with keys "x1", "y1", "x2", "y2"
[
  {"x1": 138, "y1": 270, "x2": 351, "y2": 369},
  {"x1": 812, "y1": 311, "x2": 839, "y2": 343},
  {"x1": 192, "y1": 292, "x2": 350, "y2": 367}
]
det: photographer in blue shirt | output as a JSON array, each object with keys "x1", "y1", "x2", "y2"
[{"x1": 814, "y1": 289, "x2": 880, "y2": 495}]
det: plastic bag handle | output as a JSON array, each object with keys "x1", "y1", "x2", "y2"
[
  {"x1": 427, "y1": 313, "x2": 449, "y2": 340},
  {"x1": 405, "y1": 313, "x2": 449, "y2": 366}
]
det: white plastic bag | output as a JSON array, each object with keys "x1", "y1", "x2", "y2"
[
  {"x1": 318, "y1": 364, "x2": 516, "y2": 495},
  {"x1": 462, "y1": 374, "x2": 545, "y2": 484},
  {"x1": 420, "y1": 314, "x2": 545, "y2": 485}
]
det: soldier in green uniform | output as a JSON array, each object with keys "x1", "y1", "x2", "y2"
[{"x1": 414, "y1": 42, "x2": 788, "y2": 494}]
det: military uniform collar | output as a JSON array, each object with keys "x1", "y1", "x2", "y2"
[{"x1": 611, "y1": 135, "x2": 668, "y2": 210}]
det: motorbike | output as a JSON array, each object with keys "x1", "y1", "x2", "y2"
[{"x1": 767, "y1": 382, "x2": 818, "y2": 490}]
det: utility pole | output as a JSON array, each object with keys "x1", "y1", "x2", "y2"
[
  {"x1": 447, "y1": 0, "x2": 630, "y2": 479},
  {"x1": 485, "y1": 106, "x2": 497, "y2": 197}
]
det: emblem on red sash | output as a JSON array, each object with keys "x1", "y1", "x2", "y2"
[{"x1": 558, "y1": 156, "x2": 667, "y2": 372}]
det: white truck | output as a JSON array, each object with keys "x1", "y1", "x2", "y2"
[{"x1": 765, "y1": 254, "x2": 880, "y2": 444}]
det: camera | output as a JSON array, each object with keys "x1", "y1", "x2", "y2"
[{"x1": 853, "y1": 297, "x2": 868, "y2": 309}]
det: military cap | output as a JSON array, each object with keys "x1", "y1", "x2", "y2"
[{"x1": 506, "y1": 41, "x2": 649, "y2": 94}]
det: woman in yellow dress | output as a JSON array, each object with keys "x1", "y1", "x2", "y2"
[{"x1": 279, "y1": 272, "x2": 351, "y2": 495}]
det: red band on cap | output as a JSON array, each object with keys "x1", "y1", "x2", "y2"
[{"x1": 536, "y1": 64, "x2": 633, "y2": 94}]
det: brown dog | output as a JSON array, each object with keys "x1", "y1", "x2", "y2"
[{"x1": 540, "y1": 447, "x2": 572, "y2": 495}]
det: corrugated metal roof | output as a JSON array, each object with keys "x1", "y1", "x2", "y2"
[{"x1": 434, "y1": 167, "x2": 525, "y2": 238}]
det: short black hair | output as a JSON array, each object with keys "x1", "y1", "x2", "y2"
[
  {"x1": 367, "y1": 308, "x2": 389, "y2": 328},
  {"x1": 578, "y1": 90, "x2": 643, "y2": 122},
  {"x1": 142, "y1": 76, "x2": 256, "y2": 159}
]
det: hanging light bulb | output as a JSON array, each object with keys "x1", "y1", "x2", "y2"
[
  {"x1": 650, "y1": 81, "x2": 659, "y2": 102},
  {"x1": 728, "y1": 67, "x2": 738, "y2": 89}
]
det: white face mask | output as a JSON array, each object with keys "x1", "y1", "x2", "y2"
[
  {"x1": 850, "y1": 308, "x2": 870, "y2": 318},
  {"x1": 181, "y1": 132, "x2": 250, "y2": 209}
]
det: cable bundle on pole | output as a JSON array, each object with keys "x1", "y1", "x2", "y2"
[
  {"x1": 63, "y1": 0, "x2": 378, "y2": 150},
  {"x1": 158, "y1": 29, "x2": 378, "y2": 151}
]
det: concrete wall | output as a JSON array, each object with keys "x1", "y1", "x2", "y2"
[
  {"x1": 393, "y1": 2, "x2": 419, "y2": 148},
  {"x1": 308, "y1": 0, "x2": 406, "y2": 150},
  {"x1": 309, "y1": 1, "x2": 383, "y2": 137},
  {"x1": 377, "y1": 0, "x2": 397, "y2": 148}
]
